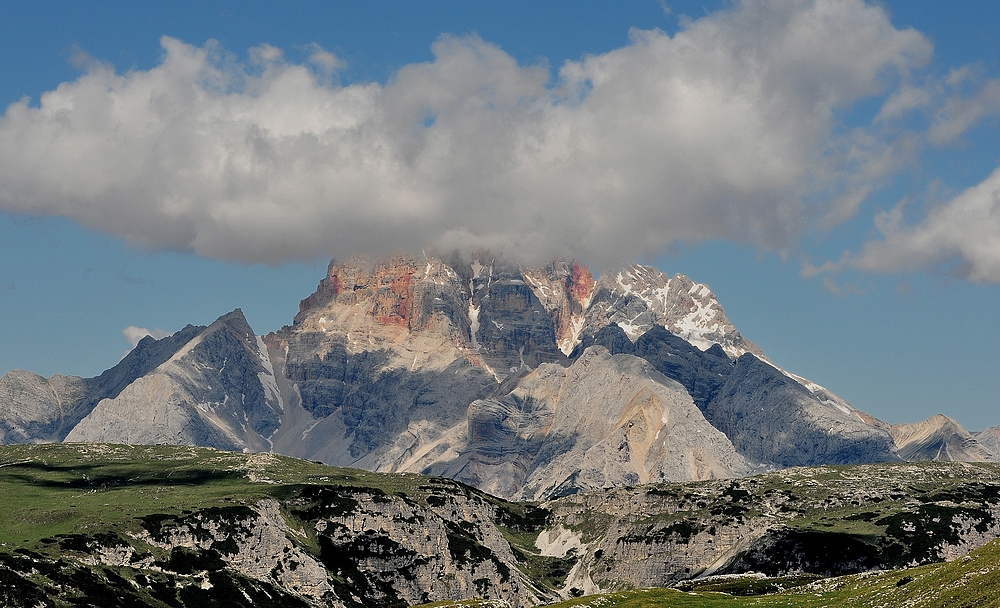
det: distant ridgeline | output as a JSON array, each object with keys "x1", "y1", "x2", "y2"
[{"x1": 1, "y1": 444, "x2": 1000, "y2": 606}]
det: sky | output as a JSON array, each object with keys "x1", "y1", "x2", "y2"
[{"x1": 1, "y1": 0, "x2": 1000, "y2": 430}]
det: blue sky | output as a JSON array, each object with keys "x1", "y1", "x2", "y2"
[{"x1": 1, "y1": 1, "x2": 999, "y2": 430}]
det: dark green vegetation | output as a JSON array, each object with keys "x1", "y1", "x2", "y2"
[
  {"x1": 468, "y1": 536, "x2": 1000, "y2": 607},
  {"x1": 0, "y1": 443, "x2": 558, "y2": 607},
  {"x1": 422, "y1": 538, "x2": 1000, "y2": 607},
  {"x1": 2, "y1": 445, "x2": 1000, "y2": 607},
  {"x1": 552, "y1": 460, "x2": 1000, "y2": 590}
]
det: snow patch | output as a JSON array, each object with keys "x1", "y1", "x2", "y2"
[
  {"x1": 557, "y1": 313, "x2": 587, "y2": 356},
  {"x1": 535, "y1": 525, "x2": 583, "y2": 558},
  {"x1": 469, "y1": 302, "x2": 481, "y2": 350},
  {"x1": 617, "y1": 321, "x2": 645, "y2": 340},
  {"x1": 255, "y1": 336, "x2": 284, "y2": 412}
]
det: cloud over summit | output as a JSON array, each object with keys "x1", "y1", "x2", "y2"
[{"x1": 0, "y1": 0, "x2": 933, "y2": 269}]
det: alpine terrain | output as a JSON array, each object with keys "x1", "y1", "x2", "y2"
[{"x1": 1, "y1": 255, "x2": 997, "y2": 501}]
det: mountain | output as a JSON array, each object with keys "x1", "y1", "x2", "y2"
[
  {"x1": 2, "y1": 444, "x2": 1000, "y2": 607},
  {"x1": 0, "y1": 254, "x2": 993, "y2": 499},
  {"x1": 889, "y1": 414, "x2": 994, "y2": 462},
  {"x1": 65, "y1": 310, "x2": 283, "y2": 451},
  {"x1": 972, "y1": 424, "x2": 1000, "y2": 461}
]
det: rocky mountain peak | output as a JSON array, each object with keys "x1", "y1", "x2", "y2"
[
  {"x1": 575, "y1": 263, "x2": 763, "y2": 360},
  {"x1": 890, "y1": 414, "x2": 993, "y2": 462},
  {"x1": 65, "y1": 308, "x2": 283, "y2": 451},
  {"x1": 7, "y1": 253, "x2": 997, "y2": 508}
]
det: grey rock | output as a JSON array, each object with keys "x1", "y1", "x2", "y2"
[
  {"x1": 704, "y1": 353, "x2": 898, "y2": 466},
  {"x1": 448, "y1": 346, "x2": 750, "y2": 501},
  {"x1": 66, "y1": 309, "x2": 282, "y2": 451},
  {"x1": 891, "y1": 414, "x2": 993, "y2": 462},
  {"x1": 578, "y1": 263, "x2": 764, "y2": 359},
  {"x1": 974, "y1": 425, "x2": 1000, "y2": 462},
  {"x1": 0, "y1": 371, "x2": 87, "y2": 442}
]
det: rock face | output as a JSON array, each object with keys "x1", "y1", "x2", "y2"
[
  {"x1": 3, "y1": 254, "x2": 977, "y2": 500},
  {"x1": 704, "y1": 354, "x2": 898, "y2": 467},
  {"x1": 890, "y1": 414, "x2": 994, "y2": 462},
  {"x1": 577, "y1": 263, "x2": 764, "y2": 359},
  {"x1": 66, "y1": 310, "x2": 283, "y2": 451},
  {"x1": 974, "y1": 425, "x2": 1000, "y2": 462},
  {"x1": 0, "y1": 371, "x2": 88, "y2": 443},
  {"x1": 443, "y1": 346, "x2": 750, "y2": 500}
]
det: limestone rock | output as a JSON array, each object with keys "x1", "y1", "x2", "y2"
[
  {"x1": 66, "y1": 309, "x2": 282, "y2": 451},
  {"x1": 578, "y1": 263, "x2": 764, "y2": 359},
  {"x1": 450, "y1": 346, "x2": 750, "y2": 501},
  {"x1": 891, "y1": 414, "x2": 993, "y2": 462},
  {"x1": 0, "y1": 371, "x2": 87, "y2": 442},
  {"x1": 974, "y1": 425, "x2": 1000, "y2": 462},
  {"x1": 704, "y1": 353, "x2": 898, "y2": 467}
]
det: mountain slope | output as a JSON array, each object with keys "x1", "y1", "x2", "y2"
[
  {"x1": 439, "y1": 345, "x2": 750, "y2": 500},
  {"x1": 890, "y1": 414, "x2": 993, "y2": 462},
  {"x1": 974, "y1": 424, "x2": 1000, "y2": 462},
  {"x1": 66, "y1": 310, "x2": 283, "y2": 451},
  {"x1": 704, "y1": 354, "x2": 898, "y2": 467}
]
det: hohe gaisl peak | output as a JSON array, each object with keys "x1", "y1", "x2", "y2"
[{"x1": 2, "y1": 254, "x2": 996, "y2": 500}]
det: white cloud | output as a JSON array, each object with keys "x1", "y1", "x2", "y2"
[
  {"x1": 928, "y1": 78, "x2": 1000, "y2": 145},
  {"x1": 853, "y1": 167, "x2": 1000, "y2": 282},
  {"x1": 0, "y1": 0, "x2": 930, "y2": 270},
  {"x1": 123, "y1": 326, "x2": 171, "y2": 348}
]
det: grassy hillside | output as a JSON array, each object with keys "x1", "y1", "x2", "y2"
[
  {"x1": 0, "y1": 442, "x2": 478, "y2": 546},
  {"x1": 0, "y1": 443, "x2": 551, "y2": 607},
  {"x1": 1, "y1": 443, "x2": 999, "y2": 607}
]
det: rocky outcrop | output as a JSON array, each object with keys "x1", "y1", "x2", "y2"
[
  {"x1": 547, "y1": 461, "x2": 1000, "y2": 593},
  {"x1": 703, "y1": 354, "x2": 898, "y2": 467},
  {"x1": 0, "y1": 445, "x2": 553, "y2": 608}
]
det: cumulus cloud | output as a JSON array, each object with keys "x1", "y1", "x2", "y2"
[
  {"x1": 123, "y1": 326, "x2": 172, "y2": 348},
  {"x1": 0, "y1": 0, "x2": 930, "y2": 269},
  {"x1": 852, "y1": 167, "x2": 1000, "y2": 282}
]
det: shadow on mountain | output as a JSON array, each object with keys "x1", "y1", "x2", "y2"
[{"x1": 284, "y1": 336, "x2": 496, "y2": 458}]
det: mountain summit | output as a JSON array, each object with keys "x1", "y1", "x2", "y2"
[{"x1": 1, "y1": 255, "x2": 994, "y2": 499}]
